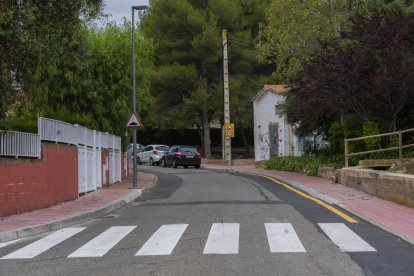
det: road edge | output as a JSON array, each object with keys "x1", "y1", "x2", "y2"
[
  {"x1": 0, "y1": 176, "x2": 158, "y2": 243},
  {"x1": 205, "y1": 166, "x2": 414, "y2": 246}
]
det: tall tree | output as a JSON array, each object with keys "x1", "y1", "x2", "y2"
[
  {"x1": 142, "y1": 0, "x2": 221, "y2": 157},
  {"x1": 284, "y1": 6, "x2": 414, "y2": 147}
]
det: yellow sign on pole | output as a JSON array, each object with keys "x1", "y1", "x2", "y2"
[{"x1": 225, "y1": 123, "x2": 235, "y2": 138}]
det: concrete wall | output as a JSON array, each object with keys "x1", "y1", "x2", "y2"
[
  {"x1": 0, "y1": 143, "x2": 78, "y2": 217},
  {"x1": 339, "y1": 168, "x2": 414, "y2": 208},
  {"x1": 253, "y1": 91, "x2": 301, "y2": 161}
]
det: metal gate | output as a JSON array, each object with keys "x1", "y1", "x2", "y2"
[
  {"x1": 78, "y1": 145, "x2": 101, "y2": 193},
  {"x1": 269, "y1": 122, "x2": 279, "y2": 157}
]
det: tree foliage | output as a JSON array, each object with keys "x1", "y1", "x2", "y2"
[
  {"x1": 0, "y1": 0, "x2": 103, "y2": 120},
  {"x1": 284, "y1": 6, "x2": 414, "y2": 151},
  {"x1": 142, "y1": 0, "x2": 272, "y2": 156},
  {"x1": 257, "y1": 0, "x2": 367, "y2": 80}
]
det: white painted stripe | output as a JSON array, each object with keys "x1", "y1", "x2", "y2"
[
  {"x1": 136, "y1": 224, "x2": 188, "y2": 256},
  {"x1": 203, "y1": 223, "x2": 239, "y2": 254},
  {"x1": 1, "y1": 228, "x2": 85, "y2": 259},
  {"x1": 265, "y1": 223, "x2": 306, "y2": 252},
  {"x1": 0, "y1": 238, "x2": 23, "y2": 249},
  {"x1": 68, "y1": 226, "x2": 136, "y2": 258},
  {"x1": 318, "y1": 223, "x2": 376, "y2": 252}
]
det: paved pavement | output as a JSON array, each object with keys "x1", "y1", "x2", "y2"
[
  {"x1": 0, "y1": 172, "x2": 157, "y2": 243},
  {"x1": 1, "y1": 163, "x2": 413, "y2": 248},
  {"x1": 202, "y1": 164, "x2": 414, "y2": 246}
]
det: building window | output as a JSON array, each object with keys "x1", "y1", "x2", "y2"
[
  {"x1": 297, "y1": 136, "x2": 313, "y2": 151},
  {"x1": 275, "y1": 104, "x2": 282, "y2": 116}
]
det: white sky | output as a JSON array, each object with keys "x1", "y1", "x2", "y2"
[{"x1": 99, "y1": 0, "x2": 150, "y2": 25}]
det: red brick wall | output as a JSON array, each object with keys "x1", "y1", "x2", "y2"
[
  {"x1": 0, "y1": 143, "x2": 78, "y2": 217},
  {"x1": 121, "y1": 152, "x2": 129, "y2": 180},
  {"x1": 101, "y1": 148, "x2": 109, "y2": 188}
]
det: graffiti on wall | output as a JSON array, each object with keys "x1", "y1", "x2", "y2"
[{"x1": 257, "y1": 125, "x2": 270, "y2": 160}]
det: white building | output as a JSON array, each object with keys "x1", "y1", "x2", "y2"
[{"x1": 252, "y1": 85, "x2": 310, "y2": 162}]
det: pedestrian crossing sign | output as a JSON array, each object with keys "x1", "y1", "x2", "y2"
[{"x1": 126, "y1": 112, "x2": 143, "y2": 128}]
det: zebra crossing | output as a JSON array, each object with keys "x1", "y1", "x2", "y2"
[{"x1": 0, "y1": 223, "x2": 376, "y2": 259}]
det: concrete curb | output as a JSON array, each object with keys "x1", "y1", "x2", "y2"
[
  {"x1": 204, "y1": 166, "x2": 414, "y2": 246},
  {"x1": 0, "y1": 176, "x2": 158, "y2": 243}
]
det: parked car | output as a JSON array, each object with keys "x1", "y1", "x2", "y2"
[
  {"x1": 137, "y1": 144, "x2": 169, "y2": 165},
  {"x1": 127, "y1": 143, "x2": 144, "y2": 161},
  {"x1": 161, "y1": 145, "x2": 201, "y2": 169}
]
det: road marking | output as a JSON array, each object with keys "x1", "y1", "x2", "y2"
[
  {"x1": 1, "y1": 228, "x2": 85, "y2": 259},
  {"x1": 136, "y1": 224, "x2": 188, "y2": 256},
  {"x1": 0, "y1": 239, "x2": 23, "y2": 249},
  {"x1": 265, "y1": 223, "x2": 306, "y2": 252},
  {"x1": 68, "y1": 226, "x2": 136, "y2": 258},
  {"x1": 244, "y1": 172, "x2": 358, "y2": 223},
  {"x1": 203, "y1": 223, "x2": 239, "y2": 254},
  {"x1": 318, "y1": 223, "x2": 376, "y2": 252}
]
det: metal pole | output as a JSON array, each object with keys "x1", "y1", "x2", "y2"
[
  {"x1": 222, "y1": 29, "x2": 231, "y2": 165},
  {"x1": 132, "y1": 7, "x2": 138, "y2": 188}
]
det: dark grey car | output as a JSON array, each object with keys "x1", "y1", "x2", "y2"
[{"x1": 161, "y1": 145, "x2": 201, "y2": 168}]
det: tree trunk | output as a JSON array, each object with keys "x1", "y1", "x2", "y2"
[
  {"x1": 202, "y1": 108, "x2": 211, "y2": 158},
  {"x1": 240, "y1": 127, "x2": 250, "y2": 155}
]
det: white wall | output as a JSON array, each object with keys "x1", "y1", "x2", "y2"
[{"x1": 253, "y1": 90, "x2": 302, "y2": 161}]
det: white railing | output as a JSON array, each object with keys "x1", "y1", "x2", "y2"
[
  {"x1": 0, "y1": 131, "x2": 41, "y2": 158},
  {"x1": 39, "y1": 117, "x2": 77, "y2": 145},
  {"x1": 38, "y1": 117, "x2": 121, "y2": 151}
]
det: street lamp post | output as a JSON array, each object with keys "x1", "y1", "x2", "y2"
[{"x1": 131, "y1": 5, "x2": 148, "y2": 189}]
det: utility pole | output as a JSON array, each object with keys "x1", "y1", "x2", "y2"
[{"x1": 222, "y1": 29, "x2": 231, "y2": 164}]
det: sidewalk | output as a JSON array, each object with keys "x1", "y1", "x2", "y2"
[
  {"x1": 0, "y1": 172, "x2": 157, "y2": 243},
  {"x1": 203, "y1": 164, "x2": 414, "y2": 245}
]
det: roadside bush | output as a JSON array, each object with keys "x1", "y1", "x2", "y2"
[{"x1": 264, "y1": 155, "x2": 343, "y2": 176}]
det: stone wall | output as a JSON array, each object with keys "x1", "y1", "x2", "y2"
[{"x1": 339, "y1": 168, "x2": 414, "y2": 208}]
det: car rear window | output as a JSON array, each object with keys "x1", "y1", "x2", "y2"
[
  {"x1": 181, "y1": 147, "x2": 197, "y2": 153},
  {"x1": 155, "y1": 146, "x2": 169, "y2": 151}
]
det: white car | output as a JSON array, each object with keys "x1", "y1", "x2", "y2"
[{"x1": 137, "y1": 144, "x2": 169, "y2": 166}]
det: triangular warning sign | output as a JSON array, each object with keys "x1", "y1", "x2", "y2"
[{"x1": 126, "y1": 112, "x2": 143, "y2": 128}]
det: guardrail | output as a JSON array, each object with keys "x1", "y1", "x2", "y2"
[
  {"x1": 0, "y1": 131, "x2": 41, "y2": 158},
  {"x1": 344, "y1": 128, "x2": 414, "y2": 167}
]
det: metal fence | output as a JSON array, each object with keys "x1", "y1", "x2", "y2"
[
  {"x1": 1, "y1": 117, "x2": 123, "y2": 191},
  {"x1": 344, "y1": 128, "x2": 414, "y2": 167},
  {"x1": 0, "y1": 131, "x2": 41, "y2": 158}
]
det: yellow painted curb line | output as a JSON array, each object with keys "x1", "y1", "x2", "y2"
[{"x1": 244, "y1": 172, "x2": 358, "y2": 224}]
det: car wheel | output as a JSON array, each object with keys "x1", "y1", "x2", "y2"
[
  {"x1": 150, "y1": 158, "x2": 155, "y2": 166},
  {"x1": 161, "y1": 158, "x2": 166, "y2": 167},
  {"x1": 195, "y1": 164, "x2": 200, "y2": 169},
  {"x1": 137, "y1": 157, "x2": 142, "y2": 165},
  {"x1": 173, "y1": 159, "x2": 178, "y2": 168},
  {"x1": 183, "y1": 165, "x2": 188, "y2": 169}
]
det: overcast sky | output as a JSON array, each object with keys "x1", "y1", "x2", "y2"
[{"x1": 99, "y1": 0, "x2": 150, "y2": 25}]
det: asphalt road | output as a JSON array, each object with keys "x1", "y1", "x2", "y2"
[{"x1": 1, "y1": 166, "x2": 413, "y2": 276}]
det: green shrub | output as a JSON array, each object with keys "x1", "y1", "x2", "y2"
[
  {"x1": 0, "y1": 118, "x2": 38, "y2": 133},
  {"x1": 264, "y1": 155, "x2": 343, "y2": 176}
]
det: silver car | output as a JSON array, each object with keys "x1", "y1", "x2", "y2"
[{"x1": 137, "y1": 144, "x2": 169, "y2": 166}]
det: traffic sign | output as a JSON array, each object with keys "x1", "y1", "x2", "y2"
[
  {"x1": 225, "y1": 123, "x2": 235, "y2": 138},
  {"x1": 126, "y1": 112, "x2": 143, "y2": 128}
]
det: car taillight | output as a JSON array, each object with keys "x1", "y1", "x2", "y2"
[
  {"x1": 153, "y1": 150, "x2": 158, "y2": 155},
  {"x1": 196, "y1": 153, "x2": 201, "y2": 158},
  {"x1": 175, "y1": 152, "x2": 182, "y2": 157}
]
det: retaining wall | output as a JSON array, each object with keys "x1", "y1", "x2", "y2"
[{"x1": 339, "y1": 168, "x2": 414, "y2": 208}]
